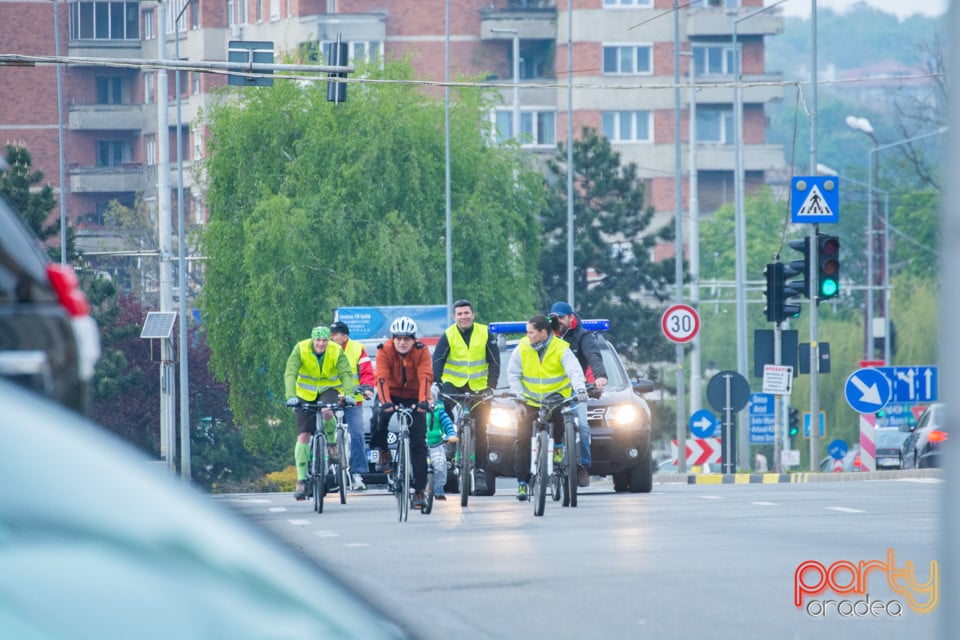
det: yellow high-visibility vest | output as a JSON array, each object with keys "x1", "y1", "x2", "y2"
[
  {"x1": 441, "y1": 323, "x2": 490, "y2": 390},
  {"x1": 517, "y1": 336, "x2": 572, "y2": 406}
]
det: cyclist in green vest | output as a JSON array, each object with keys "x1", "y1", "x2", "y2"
[
  {"x1": 284, "y1": 325, "x2": 356, "y2": 500},
  {"x1": 329, "y1": 321, "x2": 376, "y2": 491},
  {"x1": 432, "y1": 299, "x2": 500, "y2": 494},
  {"x1": 506, "y1": 314, "x2": 587, "y2": 501}
]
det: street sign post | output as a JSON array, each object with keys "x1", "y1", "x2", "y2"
[
  {"x1": 791, "y1": 176, "x2": 839, "y2": 224},
  {"x1": 874, "y1": 366, "x2": 939, "y2": 404},
  {"x1": 803, "y1": 411, "x2": 826, "y2": 438},
  {"x1": 661, "y1": 304, "x2": 700, "y2": 343},
  {"x1": 707, "y1": 371, "x2": 750, "y2": 473},
  {"x1": 690, "y1": 409, "x2": 718, "y2": 439},
  {"x1": 748, "y1": 393, "x2": 775, "y2": 445}
]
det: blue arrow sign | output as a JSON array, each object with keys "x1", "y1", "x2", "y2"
[
  {"x1": 791, "y1": 176, "x2": 839, "y2": 224},
  {"x1": 875, "y1": 366, "x2": 939, "y2": 404},
  {"x1": 829, "y1": 439, "x2": 848, "y2": 461},
  {"x1": 690, "y1": 409, "x2": 718, "y2": 438},
  {"x1": 844, "y1": 367, "x2": 893, "y2": 414}
]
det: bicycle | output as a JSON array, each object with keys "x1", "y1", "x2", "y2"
[
  {"x1": 387, "y1": 403, "x2": 421, "y2": 521},
  {"x1": 299, "y1": 395, "x2": 357, "y2": 512},
  {"x1": 440, "y1": 390, "x2": 490, "y2": 507},
  {"x1": 521, "y1": 391, "x2": 582, "y2": 517}
]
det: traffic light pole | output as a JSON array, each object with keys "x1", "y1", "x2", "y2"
[
  {"x1": 810, "y1": 223, "x2": 821, "y2": 469},
  {"x1": 773, "y1": 323, "x2": 782, "y2": 472}
]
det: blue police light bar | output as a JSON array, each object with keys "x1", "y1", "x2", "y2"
[{"x1": 489, "y1": 319, "x2": 610, "y2": 334}]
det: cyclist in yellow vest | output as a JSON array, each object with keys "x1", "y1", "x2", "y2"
[
  {"x1": 432, "y1": 299, "x2": 500, "y2": 494},
  {"x1": 284, "y1": 325, "x2": 356, "y2": 500},
  {"x1": 329, "y1": 321, "x2": 376, "y2": 492},
  {"x1": 506, "y1": 314, "x2": 587, "y2": 501}
]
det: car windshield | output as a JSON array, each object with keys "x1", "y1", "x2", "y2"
[
  {"x1": 496, "y1": 338, "x2": 630, "y2": 390},
  {"x1": 875, "y1": 428, "x2": 907, "y2": 447}
]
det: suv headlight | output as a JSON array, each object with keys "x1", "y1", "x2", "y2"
[
  {"x1": 488, "y1": 406, "x2": 518, "y2": 433},
  {"x1": 607, "y1": 404, "x2": 639, "y2": 426}
]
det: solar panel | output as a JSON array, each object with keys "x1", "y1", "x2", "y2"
[{"x1": 140, "y1": 312, "x2": 177, "y2": 339}]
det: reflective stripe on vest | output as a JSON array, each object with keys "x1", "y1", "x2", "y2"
[
  {"x1": 296, "y1": 339, "x2": 343, "y2": 399},
  {"x1": 440, "y1": 323, "x2": 489, "y2": 390},
  {"x1": 518, "y1": 337, "x2": 572, "y2": 406}
]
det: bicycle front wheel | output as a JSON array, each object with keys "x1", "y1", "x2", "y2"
[
  {"x1": 459, "y1": 421, "x2": 473, "y2": 507},
  {"x1": 337, "y1": 428, "x2": 349, "y2": 505},
  {"x1": 312, "y1": 434, "x2": 326, "y2": 514},
  {"x1": 564, "y1": 417, "x2": 579, "y2": 508},
  {"x1": 533, "y1": 431, "x2": 548, "y2": 516}
]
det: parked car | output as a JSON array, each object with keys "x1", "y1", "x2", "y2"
[
  {"x1": 901, "y1": 403, "x2": 948, "y2": 469},
  {"x1": 819, "y1": 445, "x2": 868, "y2": 472},
  {"x1": 484, "y1": 329, "x2": 657, "y2": 493},
  {"x1": 0, "y1": 377, "x2": 411, "y2": 639},
  {"x1": 0, "y1": 195, "x2": 100, "y2": 412},
  {"x1": 875, "y1": 427, "x2": 908, "y2": 470}
]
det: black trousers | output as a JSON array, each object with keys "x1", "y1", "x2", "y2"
[
  {"x1": 513, "y1": 404, "x2": 565, "y2": 483},
  {"x1": 372, "y1": 398, "x2": 428, "y2": 492},
  {"x1": 440, "y1": 382, "x2": 491, "y2": 472}
]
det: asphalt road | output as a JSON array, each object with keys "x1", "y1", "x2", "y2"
[{"x1": 217, "y1": 475, "x2": 942, "y2": 639}]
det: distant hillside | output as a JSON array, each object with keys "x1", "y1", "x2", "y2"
[{"x1": 766, "y1": 5, "x2": 944, "y2": 79}]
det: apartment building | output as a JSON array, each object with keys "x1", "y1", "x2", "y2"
[{"x1": 0, "y1": 0, "x2": 784, "y2": 256}]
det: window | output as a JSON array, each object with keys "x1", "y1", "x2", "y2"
[
  {"x1": 494, "y1": 108, "x2": 555, "y2": 147},
  {"x1": 602, "y1": 111, "x2": 652, "y2": 143},
  {"x1": 192, "y1": 71, "x2": 201, "y2": 95},
  {"x1": 96, "y1": 77, "x2": 125, "y2": 104},
  {"x1": 603, "y1": 0, "x2": 652, "y2": 6},
  {"x1": 319, "y1": 40, "x2": 382, "y2": 66},
  {"x1": 602, "y1": 44, "x2": 652, "y2": 75},
  {"x1": 693, "y1": 45, "x2": 735, "y2": 76},
  {"x1": 270, "y1": 0, "x2": 280, "y2": 20},
  {"x1": 70, "y1": 1, "x2": 140, "y2": 40},
  {"x1": 145, "y1": 135, "x2": 156, "y2": 166},
  {"x1": 697, "y1": 107, "x2": 734, "y2": 144},
  {"x1": 193, "y1": 126, "x2": 203, "y2": 160},
  {"x1": 96, "y1": 140, "x2": 130, "y2": 167},
  {"x1": 143, "y1": 7, "x2": 155, "y2": 40},
  {"x1": 256, "y1": 0, "x2": 263, "y2": 22},
  {"x1": 144, "y1": 72, "x2": 155, "y2": 103},
  {"x1": 227, "y1": 0, "x2": 235, "y2": 27}
]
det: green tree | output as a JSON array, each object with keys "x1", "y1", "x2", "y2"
[
  {"x1": 0, "y1": 144, "x2": 78, "y2": 262},
  {"x1": 540, "y1": 127, "x2": 675, "y2": 367},
  {"x1": 200, "y1": 59, "x2": 544, "y2": 467}
]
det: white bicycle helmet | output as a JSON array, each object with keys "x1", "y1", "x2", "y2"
[{"x1": 389, "y1": 316, "x2": 418, "y2": 337}]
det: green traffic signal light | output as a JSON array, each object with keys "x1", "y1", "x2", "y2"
[
  {"x1": 788, "y1": 408, "x2": 800, "y2": 437},
  {"x1": 817, "y1": 234, "x2": 840, "y2": 301}
]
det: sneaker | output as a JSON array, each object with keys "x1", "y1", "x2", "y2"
[
  {"x1": 435, "y1": 492, "x2": 447, "y2": 501},
  {"x1": 327, "y1": 444, "x2": 339, "y2": 462},
  {"x1": 553, "y1": 445, "x2": 564, "y2": 464},
  {"x1": 294, "y1": 480, "x2": 307, "y2": 501},
  {"x1": 577, "y1": 465, "x2": 590, "y2": 488},
  {"x1": 412, "y1": 491, "x2": 427, "y2": 509},
  {"x1": 474, "y1": 468, "x2": 488, "y2": 494},
  {"x1": 516, "y1": 482, "x2": 528, "y2": 502},
  {"x1": 351, "y1": 473, "x2": 367, "y2": 491}
]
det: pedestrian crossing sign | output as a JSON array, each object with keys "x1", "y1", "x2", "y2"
[{"x1": 791, "y1": 176, "x2": 839, "y2": 224}]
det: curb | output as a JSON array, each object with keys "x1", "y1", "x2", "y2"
[{"x1": 654, "y1": 468, "x2": 942, "y2": 485}]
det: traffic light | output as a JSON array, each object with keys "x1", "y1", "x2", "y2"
[
  {"x1": 788, "y1": 408, "x2": 800, "y2": 437},
  {"x1": 817, "y1": 233, "x2": 840, "y2": 302},
  {"x1": 326, "y1": 41, "x2": 348, "y2": 103},
  {"x1": 764, "y1": 262, "x2": 784, "y2": 323},
  {"x1": 782, "y1": 237, "x2": 810, "y2": 319}
]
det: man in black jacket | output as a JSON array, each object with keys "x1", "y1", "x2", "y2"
[{"x1": 550, "y1": 301, "x2": 608, "y2": 487}]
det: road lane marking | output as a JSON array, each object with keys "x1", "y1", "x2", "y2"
[
  {"x1": 699, "y1": 495, "x2": 723, "y2": 500},
  {"x1": 826, "y1": 506, "x2": 866, "y2": 513},
  {"x1": 313, "y1": 530, "x2": 339, "y2": 538},
  {"x1": 288, "y1": 519, "x2": 312, "y2": 526},
  {"x1": 751, "y1": 501, "x2": 776, "y2": 506},
  {"x1": 897, "y1": 477, "x2": 943, "y2": 484}
]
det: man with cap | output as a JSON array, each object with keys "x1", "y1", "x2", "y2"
[
  {"x1": 284, "y1": 325, "x2": 356, "y2": 500},
  {"x1": 550, "y1": 301, "x2": 608, "y2": 487},
  {"x1": 329, "y1": 321, "x2": 376, "y2": 491},
  {"x1": 432, "y1": 298, "x2": 500, "y2": 494}
]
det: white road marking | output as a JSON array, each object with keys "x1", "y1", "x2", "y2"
[
  {"x1": 751, "y1": 501, "x2": 776, "y2": 506},
  {"x1": 268, "y1": 507, "x2": 288, "y2": 512},
  {"x1": 288, "y1": 519, "x2": 312, "y2": 526},
  {"x1": 826, "y1": 506, "x2": 866, "y2": 513},
  {"x1": 897, "y1": 477, "x2": 943, "y2": 484},
  {"x1": 345, "y1": 542, "x2": 370, "y2": 547},
  {"x1": 700, "y1": 495, "x2": 723, "y2": 500},
  {"x1": 222, "y1": 498, "x2": 272, "y2": 504},
  {"x1": 313, "y1": 530, "x2": 339, "y2": 538}
]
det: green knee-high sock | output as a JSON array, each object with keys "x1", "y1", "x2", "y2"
[{"x1": 295, "y1": 441, "x2": 309, "y2": 481}]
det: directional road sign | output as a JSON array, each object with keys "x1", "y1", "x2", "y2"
[
  {"x1": 707, "y1": 371, "x2": 751, "y2": 413},
  {"x1": 748, "y1": 393, "x2": 776, "y2": 445},
  {"x1": 828, "y1": 439, "x2": 848, "y2": 461},
  {"x1": 791, "y1": 176, "x2": 839, "y2": 224},
  {"x1": 844, "y1": 367, "x2": 892, "y2": 414},
  {"x1": 803, "y1": 411, "x2": 826, "y2": 438},
  {"x1": 690, "y1": 409, "x2": 718, "y2": 439},
  {"x1": 875, "y1": 366, "x2": 939, "y2": 404}
]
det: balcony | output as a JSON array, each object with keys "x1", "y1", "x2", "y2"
[
  {"x1": 695, "y1": 144, "x2": 786, "y2": 172},
  {"x1": 691, "y1": 73, "x2": 784, "y2": 105},
  {"x1": 480, "y1": 4, "x2": 556, "y2": 41},
  {"x1": 311, "y1": 13, "x2": 387, "y2": 43},
  {"x1": 686, "y1": 8, "x2": 784, "y2": 38},
  {"x1": 69, "y1": 163, "x2": 149, "y2": 193},
  {"x1": 68, "y1": 104, "x2": 144, "y2": 131},
  {"x1": 68, "y1": 39, "x2": 142, "y2": 60}
]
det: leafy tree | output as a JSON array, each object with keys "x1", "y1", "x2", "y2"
[
  {"x1": 200, "y1": 59, "x2": 544, "y2": 467},
  {"x1": 540, "y1": 127, "x2": 675, "y2": 368}
]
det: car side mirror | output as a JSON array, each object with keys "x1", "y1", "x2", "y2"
[{"x1": 633, "y1": 378, "x2": 655, "y2": 394}]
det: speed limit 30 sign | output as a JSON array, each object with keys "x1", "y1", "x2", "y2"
[{"x1": 661, "y1": 304, "x2": 700, "y2": 343}]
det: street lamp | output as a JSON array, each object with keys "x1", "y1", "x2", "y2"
[
  {"x1": 680, "y1": 50, "x2": 701, "y2": 415},
  {"x1": 490, "y1": 28, "x2": 520, "y2": 143},
  {"x1": 845, "y1": 115, "x2": 879, "y2": 362}
]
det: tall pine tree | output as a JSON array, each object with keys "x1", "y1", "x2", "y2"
[{"x1": 540, "y1": 128, "x2": 675, "y2": 367}]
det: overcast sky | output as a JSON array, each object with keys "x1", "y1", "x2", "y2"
[{"x1": 780, "y1": 0, "x2": 948, "y2": 21}]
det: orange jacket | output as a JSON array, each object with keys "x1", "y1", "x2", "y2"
[{"x1": 375, "y1": 339, "x2": 433, "y2": 404}]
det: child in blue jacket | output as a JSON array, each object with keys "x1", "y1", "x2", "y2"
[{"x1": 426, "y1": 398, "x2": 458, "y2": 500}]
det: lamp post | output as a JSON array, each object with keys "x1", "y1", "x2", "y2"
[
  {"x1": 174, "y1": 0, "x2": 197, "y2": 482},
  {"x1": 680, "y1": 50, "x2": 701, "y2": 415},
  {"x1": 490, "y1": 28, "x2": 520, "y2": 144},
  {"x1": 845, "y1": 115, "x2": 879, "y2": 361}
]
